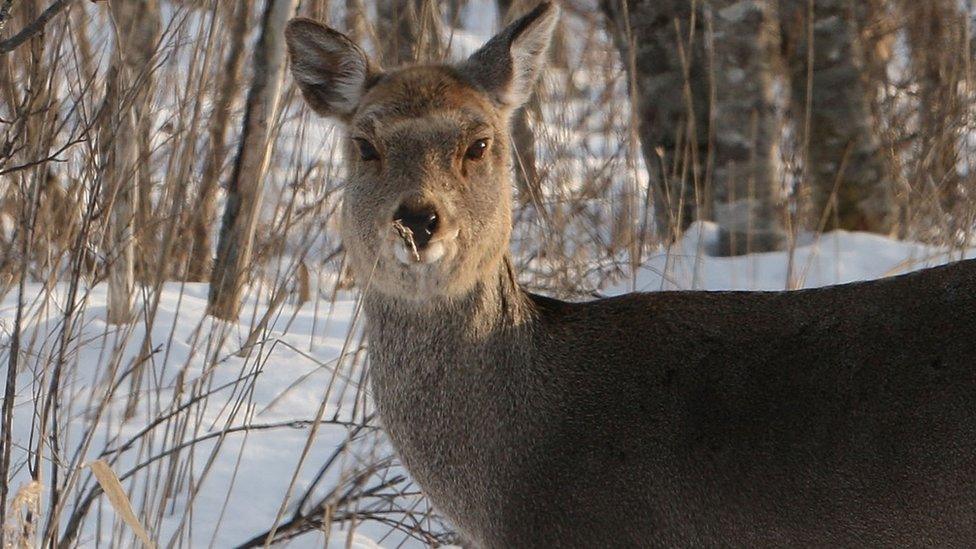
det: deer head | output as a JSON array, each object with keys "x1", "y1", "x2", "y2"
[{"x1": 285, "y1": 3, "x2": 558, "y2": 300}]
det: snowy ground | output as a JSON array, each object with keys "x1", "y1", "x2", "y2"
[{"x1": 3, "y1": 226, "x2": 973, "y2": 547}]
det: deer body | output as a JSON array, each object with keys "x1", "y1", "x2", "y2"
[
  {"x1": 366, "y1": 257, "x2": 976, "y2": 547},
  {"x1": 286, "y1": 4, "x2": 976, "y2": 546}
]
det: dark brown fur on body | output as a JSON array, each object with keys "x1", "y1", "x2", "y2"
[
  {"x1": 367, "y1": 257, "x2": 976, "y2": 547},
  {"x1": 286, "y1": 3, "x2": 976, "y2": 546}
]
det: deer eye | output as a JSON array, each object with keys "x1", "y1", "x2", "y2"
[
  {"x1": 353, "y1": 138, "x2": 379, "y2": 161},
  {"x1": 464, "y1": 138, "x2": 489, "y2": 161}
]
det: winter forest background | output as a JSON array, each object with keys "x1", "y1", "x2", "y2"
[{"x1": 1, "y1": 0, "x2": 975, "y2": 546}]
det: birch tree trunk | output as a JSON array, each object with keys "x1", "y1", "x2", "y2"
[
  {"x1": 102, "y1": 0, "x2": 159, "y2": 324},
  {"x1": 602, "y1": 0, "x2": 786, "y2": 253},
  {"x1": 602, "y1": 0, "x2": 708, "y2": 243},
  {"x1": 208, "y1": 0, "x2": 297, "y2": 320},
  {"x1": 186, "y1": 0, "x2": 251, "y2": 282},
  {"x1": 780, "y1": 0, "x2": 895, "y2": 233},
  {"x1": 133, "y1": 1, "x2": 160, "y2": 281},
  {"x1": 709, "y1": 0, "x2": 787, "y2": 255},
  {"x1": 899, "y1": 0, "x2": 969, "y2": 241}
]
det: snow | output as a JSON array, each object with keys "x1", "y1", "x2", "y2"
[
  {"x1": 0, "y1": 278, "x2": 432, "y2": 547},
  {"x1": 609, "y1": 222, "x2": 976, "y2": 293}
]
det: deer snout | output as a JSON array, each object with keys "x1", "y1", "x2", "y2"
[
  {"x1": 390, "y1": 196, "x2": 459, "y2": 265},
  {"x1": 393, "y1": 202, "x2": 440, "y2": 249}
]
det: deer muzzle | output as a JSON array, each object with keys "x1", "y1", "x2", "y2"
[{"x1": 391, "y1": 196, "x2": 458, "y2": 265}]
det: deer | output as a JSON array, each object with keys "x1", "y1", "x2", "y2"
[{"x1": 285, "y1": 3, "x2": 976, "y2": 546}]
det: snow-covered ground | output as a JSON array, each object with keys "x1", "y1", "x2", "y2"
[{"x1": 3, "y1": 227, "x2": 973, "y2": 547}]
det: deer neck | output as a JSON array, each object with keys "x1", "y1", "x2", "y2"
[
  {"x1": 362, "y1": 254, "x2": 536, "y2": 469},
  {"x1": 362, "y1": 255, "x2": 535, "y2": 413},
  {"x1": 362, "y1": 255, "x2": 532, "y2": 351},
  {"x1": 362, "y1": 255, "x2": 537, "y2": 412}
]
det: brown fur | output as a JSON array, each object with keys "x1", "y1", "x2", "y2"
[{"x1": 287, "y1": 3, "x2": 976, "y2": 546}]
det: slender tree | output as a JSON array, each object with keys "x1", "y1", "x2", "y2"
[
  {"x1": 601, "y1": 0, "x2": 713, "y2": 243},
  {"x1": 708, "y1": 0, "x2": 786, "y2": 254},
  {"x1": 208, "y1": 0, "x2": 297, "y2": 320},
  {"x1": 186, "y1": 1, "x2": 252, "y2": 282},
  {"x1": 345, "y1": 0, "x2": 369, "y2": 44},
  {"x1": 101, "y1": 0, "x2": 160, "y2": 324},
  {"x1": 898, "y1": 0, "x2": 970, "y2": 241},
  {"x1": 132, "y1": 1, "x2": 160, "y2": 281},
  {"x1": 780, "y1": 0, "x2": 895, "y2": 234}
]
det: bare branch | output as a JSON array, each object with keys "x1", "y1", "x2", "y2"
[{"x1": 0, "y1": 0, "x2": 75, "y2": 55}]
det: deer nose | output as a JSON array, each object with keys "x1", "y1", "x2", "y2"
[{"x1": 393, "y1": 201, "x2": 439, "y2": 248}]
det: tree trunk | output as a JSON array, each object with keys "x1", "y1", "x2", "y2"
[
  {"x1": 208, "y1": 0, "x2": 297, "y2": 320},
  {"x1": 601, "y1": 0, "x2": 710, "y2": 243},
  {"x1": 344, "y1": 0, "x2": 369, "y2": 44},
  {"x1": 133, "y1": 1, "x2": 160, "y2": 282},
  {"x1": 709, "y1": 0, "x2": 787, "y2": 255},
  {"x1": 186, "y1": 0, "x2": 251, "y2": 282},
  {"x1": 102, "y1": 0, "x2": 159, "y2": 324},
  {"x1": 780, "y1": 0, "x2": 895, "y2": 234},
  {"x1": 899, "y1": 0, "x2": 969, "y2": 242},
  {"x1": 602, "y1": 0, "x2": 786, "y2": 253}
]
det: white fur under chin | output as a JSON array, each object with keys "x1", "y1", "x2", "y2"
[{"x1": 395, "y1": 241, "x2": 447, "y2": 265}]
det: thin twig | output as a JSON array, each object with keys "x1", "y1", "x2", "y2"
[
  {"x1": 392, "y1": 220, "x2": 421, "y2": 262},
  {"x1": 0, "y1": 0, "x2": 75, "y2": 55}
]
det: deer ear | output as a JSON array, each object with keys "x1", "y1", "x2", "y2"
[
  {"x1": 461, "y1": 2, "x2": 558, "y2": 109},
  {"x1": 285, "y1": 18, "x2": 380, "y2": 119}
]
